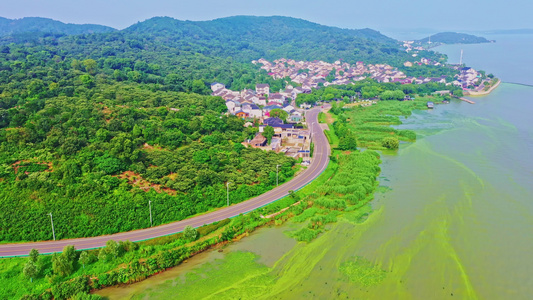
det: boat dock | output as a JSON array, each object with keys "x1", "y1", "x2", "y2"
[{"x1": 459, "y1": 97, "x2": 475, "y2": 104}]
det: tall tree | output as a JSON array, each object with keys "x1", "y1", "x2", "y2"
[
  {"x1": 28, "y1": 248, "x2": 39, "y2": 264},
  {"x1": 52, "y1": 253, "x2": 73, "y2": 276},
  {"x1": 262, "y1": 126, "x2": 275, "y2": 144},
  {"x1": 79, "y1": 251, "x2": 89, "y2": 269},
  {"x1": 105, "y1": 240, "x2": 119, "y2": 259},
  {"x1": 23, "y1": 261, "x2": 38, "y2": 283}
]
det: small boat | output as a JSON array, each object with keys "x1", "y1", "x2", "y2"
[{"x1": 427, "y1": 101, "x2": 435, "y2": 109}]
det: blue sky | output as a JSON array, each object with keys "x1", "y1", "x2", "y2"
[{"x1": 1, "y1": 0, "x2": 532, "y2": 33}]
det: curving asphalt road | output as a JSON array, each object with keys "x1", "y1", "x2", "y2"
[{"x1": 0, "y1": 107, "x2": 330, "y2": 257}]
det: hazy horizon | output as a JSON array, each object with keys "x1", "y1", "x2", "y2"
[{"x1": 1, "y1": 0, "x2": 532, "y2": 33}]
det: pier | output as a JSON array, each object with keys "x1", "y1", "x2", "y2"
[{"x1": 458, "y1": 97, "x2": 475, "y2": 104}]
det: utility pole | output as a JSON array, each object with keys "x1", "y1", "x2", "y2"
[
  {"x1": 227, "y1": 182, "x2": 232, "y2": 206},
  {"x1": 149, "y1": 200, "x2": 153, "y2": 227},
  {"x1": 276, "y1": 164, "x2": 281, "y2": 186},
  {"x1": 460, "y1": 49, "x2": 464, "y2": 65},
  {"x1": 48, "y1": 212, "x2": 55, "y2": 241}
]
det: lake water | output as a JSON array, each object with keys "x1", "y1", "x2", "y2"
[{"x1": 97, "y1": 35, "x2": 533, "y2": 299}]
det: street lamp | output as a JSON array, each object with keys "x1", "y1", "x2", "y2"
[
  {"x1": 227, "y1": 182, "x2": 232, "y2": 206},
  {"x1": 276, "y1": 164, "x2": 281, "y2": 186},
  {"x1": 149, "y1": 200, "x2": 153, "y2": 227},
  {"x1": 48, "y1": 212, "x2": 55, "y2": 241}
]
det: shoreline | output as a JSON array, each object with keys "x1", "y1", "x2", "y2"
[{"x1": 464, "y1": 78, "x2": 501, "y2": 96}]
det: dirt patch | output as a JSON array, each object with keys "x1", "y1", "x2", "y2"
[
  {"x1": 116, "y1": 171, "x2": 177, "y2": 195},
  {"x1": 142, "y1": 143, "x2": 166, "y2": 152},
  {"x1": 12, "y1": 160, "x2": 53, "y2": 174},
  {"x1": 324, "y1": 111, "x2": 335, "y2": 124},
  {"x1": 101, "y1": 106, "x2": 112, "y2": 116}
]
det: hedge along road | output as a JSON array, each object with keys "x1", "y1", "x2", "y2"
[{"x1": 0, "y1": 106, "x2": 331, "y2": 257}]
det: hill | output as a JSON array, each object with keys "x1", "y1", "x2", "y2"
[
  {"x1": 123, "y1": 15, "x2": 403, "y2": 64},
  {"x1": 0, "y1": 15, "x2": 445, "y2": 90},
  {"x1": 0, "y1": 16, "x2": 116, "y2": 36},
  {"x1": 418, "y1": 32, "x2": 491, "y2": 44}
]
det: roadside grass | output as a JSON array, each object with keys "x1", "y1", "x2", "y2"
[
  {"x1": 0, "y1": 220, "x2": 231, "y2": 299},
  {"x1": 321, "y1": 110, "x2": 340, "y2": 148}
]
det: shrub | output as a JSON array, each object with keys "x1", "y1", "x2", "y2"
[
  {"x1": 381, "y1": 137, "x2": 399, "y2": 149},
  {"x1": 183, "y1": 225, "x2": 198, "y2": 242},
  {"x1": 51, "y1": 276, "x2": 91, "y2": 300}
]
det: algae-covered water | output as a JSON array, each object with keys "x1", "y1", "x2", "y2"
[{"x1": 98, "y1": 37, "x2": 533, "y2": 299}]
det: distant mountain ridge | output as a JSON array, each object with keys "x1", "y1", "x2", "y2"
[
  {"x1": 0, "y1": 15, "x2": 445, "y2": 73},
  {"x1": 118, "y1": 15, "x2": 408, "y2": 65},
  {"x1": 125, "y1": 15, "x2": 395, "y2": 44},
  {"x1": 418, "y1": 32, "x2": 491, "y2": 44},
  {"x1": 0, "y1": 17, "x2": 117, "y2": 36}
]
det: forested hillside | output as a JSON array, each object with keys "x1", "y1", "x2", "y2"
[
  {"x1": 0, "y1": 74, "x2": 296, "y2": 241},
  {"x1": 0, "y1": 15, "x2": 450, "y2": 242},
  {"x1": 0, "y1": 16, "x2": 446, "y2": 90},
  {"x1": 0, "y1": 17, "x2": 116, "y2": 36}
]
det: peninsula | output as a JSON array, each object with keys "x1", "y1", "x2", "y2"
[{"x1": 418, "y1": 32, "x2": 493, "y2": 44}]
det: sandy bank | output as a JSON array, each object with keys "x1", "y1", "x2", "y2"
[{"x1": 464, "y1": 79, "x2": 501, "y2": 96}]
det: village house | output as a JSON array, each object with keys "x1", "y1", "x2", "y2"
[
  {"x1": 256, "y1": 96, "x2": 267, "y2": 106},
  {"x1": 268, "y1": 93, "x2": 285, "y2": 104},
  {"x1": 289, "y1": 111, "x2": 303, "y2": 123},
  {"x1": 256, "y1": 84, "x2": 270, "y2": 96},
  {"x1": 263, "y1": 117, "x2": 284, "y2": 127},
  {"x1": 210, "y1": 82, "x2": 225, "y2": 92},
  {"x1": 241, "y1": 103, "x2": 262, "y2": 118},
  {"x1": 235, "y1": 110, "x2": 248, "y2": 119},
  {"x1": 271, "y1": 138, "x2": 282, "y2": 152},
  {"x1": 249, "y1": 133, "x2": 267, "y2": 148},
  {"x1": 225, "y1": 100, "x2": 240, "y2": 114},
  {"x1": 263, "y1": 104, "x2": 283, "y2": 113}
]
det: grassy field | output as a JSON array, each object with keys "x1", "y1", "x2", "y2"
[{"x1": 342, "y1": 98, "x2": 431, "y2": 149}]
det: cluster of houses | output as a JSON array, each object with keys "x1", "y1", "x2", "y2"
[
  {"x1": 452, "y1": 67, "x2": 482, "y2": 89},
  {"x1": 211, "y1": 82, "x2": 304, "y2": 123},
  {"x1": 210, "y1": 81, "x2": 312, "y2": 159},
  {"x1": 254, "y1": 58, "x2": 455, "y2": 87},
  {"x1": 256, "y1": 58, "x2": 486, "y2": 91},
  {"x1": 247, "y1": 117, "x2": 312, "y2": 159},
  {"x1": 254, "y1": 58, "x2": 409, "y2": 86},
  {"x1": 402, "y1": 40, "x2": 427, "y2": 54}
]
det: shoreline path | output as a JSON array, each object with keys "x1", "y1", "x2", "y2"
[{"x1": 0, "y1": 106, "x2": 331, "y2": 257}]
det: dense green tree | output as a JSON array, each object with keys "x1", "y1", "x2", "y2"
[
  {"x1": 28, "y1": 248, "x2": 39, "y2": 264},
  {"x1": 380, "y1": 90, "x2": 405, "y2": 100},
  {"x1": 269, "y1": 109, "x2": 288, "y2": 121},
  {"x1": 338, "y1": 132, "x2": 357, "y2": 150},
  {"x1": 105, "y1": 240, "x2": 120, "y2": 259},
  {"x1": 262, "y1": 126, "x2": 275, "y2": 144},
  {"x1": 52, "y1": 252, "x2": 73, "y2": 276},
  {"x1": 183, "y1": 225, "x2": 198, "y2": 241}
]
